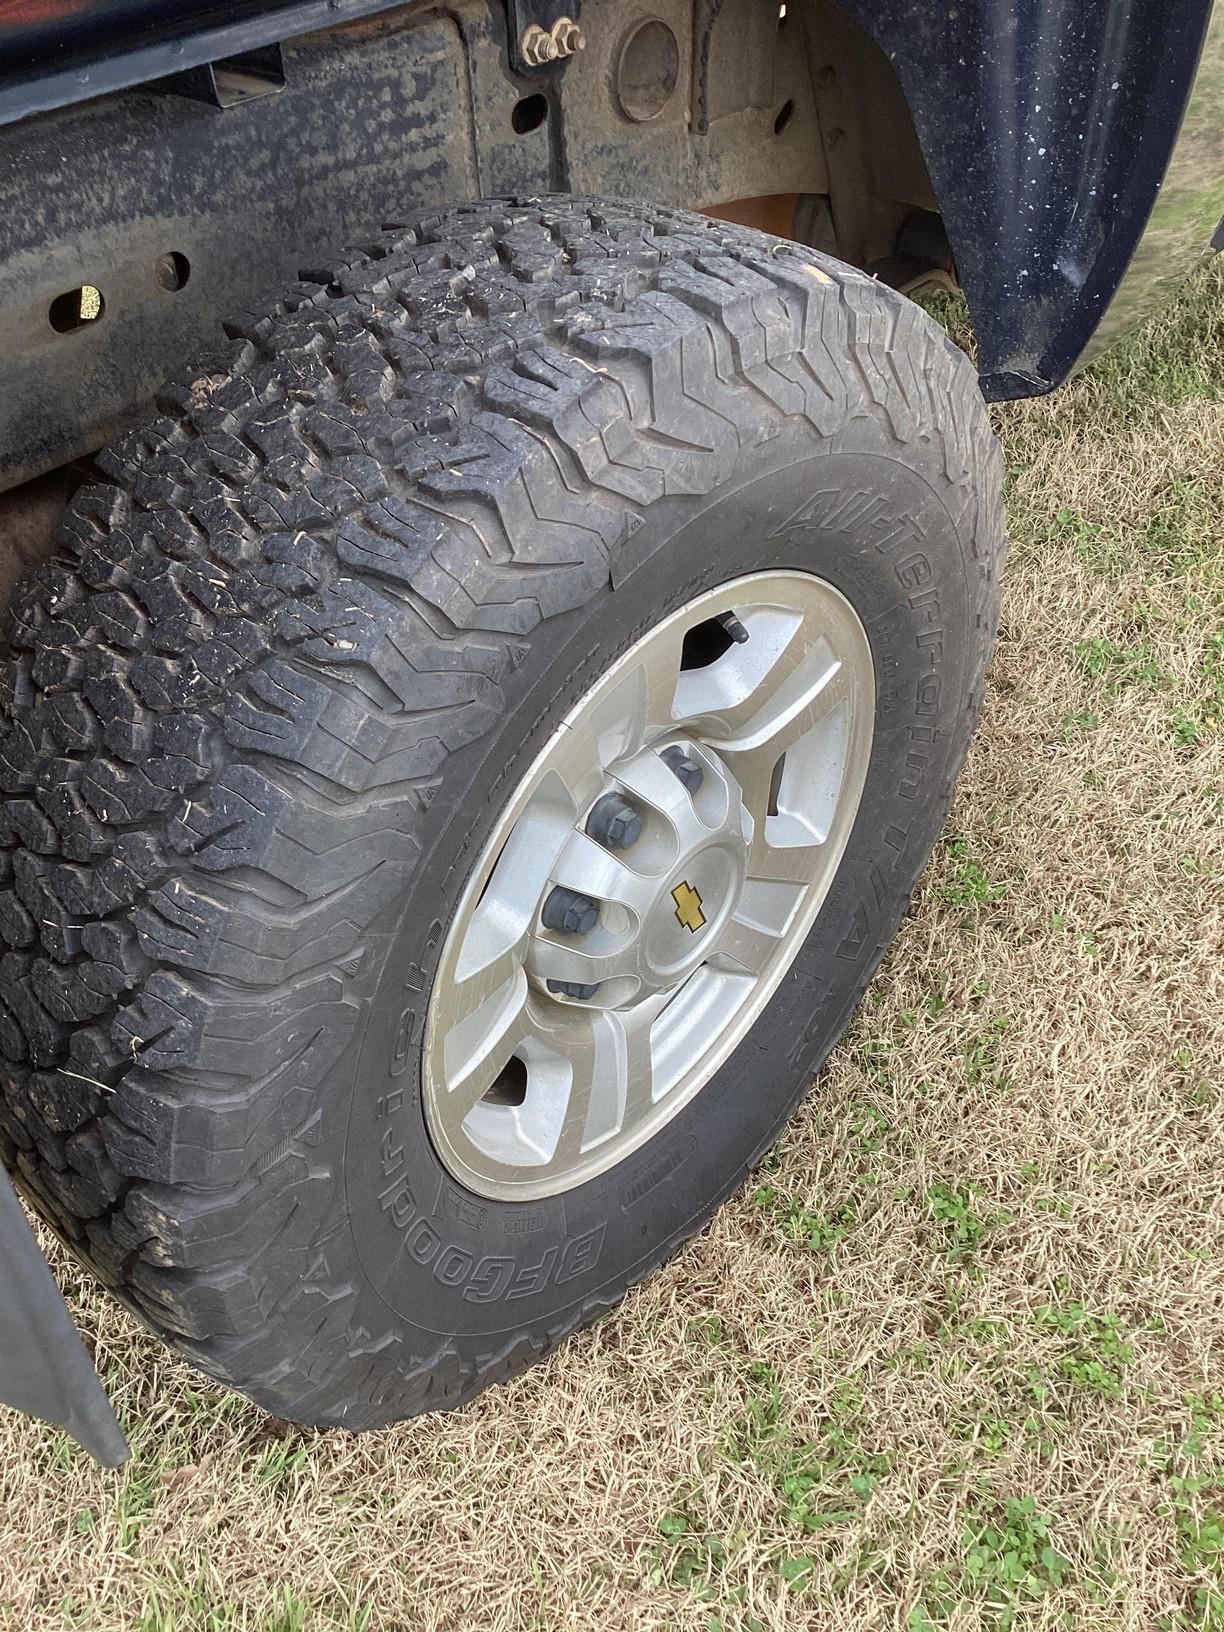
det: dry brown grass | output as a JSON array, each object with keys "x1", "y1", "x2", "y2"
[{"x1": 1, "y1": 265, "x2": 1221, "y2": 1632}]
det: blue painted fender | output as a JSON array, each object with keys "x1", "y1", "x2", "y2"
[{"x1": 841, "y1": 0, "x2": 1219, "y2": 397}]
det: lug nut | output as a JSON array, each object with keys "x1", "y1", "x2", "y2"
[
  {"x1": 660, "y1": 744, "x2": 705, "y2": 795},
  {"x1": 547, "y1": 979, "x2": 600, "y2": 1000},
  {"x1": 542, "y1": 885, "x2": 599, "y2": 936},
  {"x1": 586, "y1": 792, "x2": 642, "y2": 850}
]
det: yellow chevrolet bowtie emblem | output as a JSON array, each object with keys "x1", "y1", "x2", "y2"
[{"x1": 671, "y1": 880, "x2": 706, "y2": 933}]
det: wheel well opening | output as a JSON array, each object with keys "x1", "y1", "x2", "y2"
[{"x1": 695, "y1": 0, "x2": 951, "y2": 297}]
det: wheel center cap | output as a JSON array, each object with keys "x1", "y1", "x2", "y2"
[
  {"x1": 521, "y1": 737, "x2": 751, "y2": 1009},
  {"x1": 641, "y1": 839, "x2": 745, "y2": 988}
]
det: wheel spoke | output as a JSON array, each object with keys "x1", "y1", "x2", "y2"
[
  {"x1": 608, "y1": 624, "x2": 689, "y2": 752},
  {"x1": 549, "y1": 1010, "x2": 600, "y2": 1163},
  {"x1": 453, "y1": 774, "x2": 575, "y2": 988},
  {"x1": 744, "y1": 832, "x2": 821, "y2": 885},
  {"x1": 611, "y1": 745, "x2": 721, "y2": 850},
  {"x1": 673, "y1": 604, "x2": 805, "y2": 731},
  {"x1": 553, "y1": 1005, "x2": 655, "y2": 1162},
  {"x1": 439, "y1": 968, "x2": 533, "y2": 1117},
  {"x1": 707, "y1": 916, "x2": 783, "y2": 977},
  {"x1": 549, "y1": 829, "x2": 655, "y2": 913},
  {"x1": 707, "y1": 877, "x2": 805, "y2": 974},
  {"x1": 550, "y1": 627, "x2": 687, "y2": 802},
  {"x1": 548, "y1": 713, "x2": 616, "y2": 811},
  {"x1": 529, "y1": 938, "x2": 628, "y2": 987},
  {"x1": 450, "y1": 934, "x2": 531, "y2": 1025},
  {"x1": 714, "y1": 650, "x2": 851, "y2": 804},
  {"x1": 616, "y1": 1005, "x2": 658, "y2": 1127},
  {"x1": 613, "y1": 747, "x2": 696, "y2": 823}
]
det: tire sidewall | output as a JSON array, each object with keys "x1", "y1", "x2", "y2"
[{"x1": 343, "y1": 415, "x2": 983, "y2": 1343}]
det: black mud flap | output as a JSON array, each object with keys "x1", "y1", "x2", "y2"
[{"x1": 0, "y1": 1166, "x2": 128, "y2": 1466}]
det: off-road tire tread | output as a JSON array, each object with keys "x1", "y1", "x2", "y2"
[{"x1": 0, "y1": 196, "x2": 1004, "y2": 1425}]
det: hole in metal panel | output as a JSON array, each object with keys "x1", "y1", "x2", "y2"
[
  {"x1": 49, "y1": 286, "x2": 104, "y2": 333},
  {"x1": 512, "y1": 93, "x2": 549, "y2": 135},
  {"x1": 155, "y1": 251, "x2": 191, "y2": 292}
]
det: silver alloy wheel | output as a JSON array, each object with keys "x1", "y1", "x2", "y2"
[{"x1": 422, "y1": 571, "x2": 875, "y2": 1200}]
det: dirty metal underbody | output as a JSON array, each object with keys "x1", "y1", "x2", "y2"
[{"x1": 0, "y1": 0, "x2": 843, "y2": 496}]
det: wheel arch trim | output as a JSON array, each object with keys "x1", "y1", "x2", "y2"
[{"x1": 837, "y1": 0, "x2": 1218, "y2": 398}]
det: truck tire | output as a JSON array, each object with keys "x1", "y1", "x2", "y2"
[{"x1": 0, "y1": 196, "x2": 1004, "y2": 1427}]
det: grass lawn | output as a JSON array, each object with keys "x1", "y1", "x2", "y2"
[{"x1": 0, "y1": 261, "x2": 1221, "y2": 1632}]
